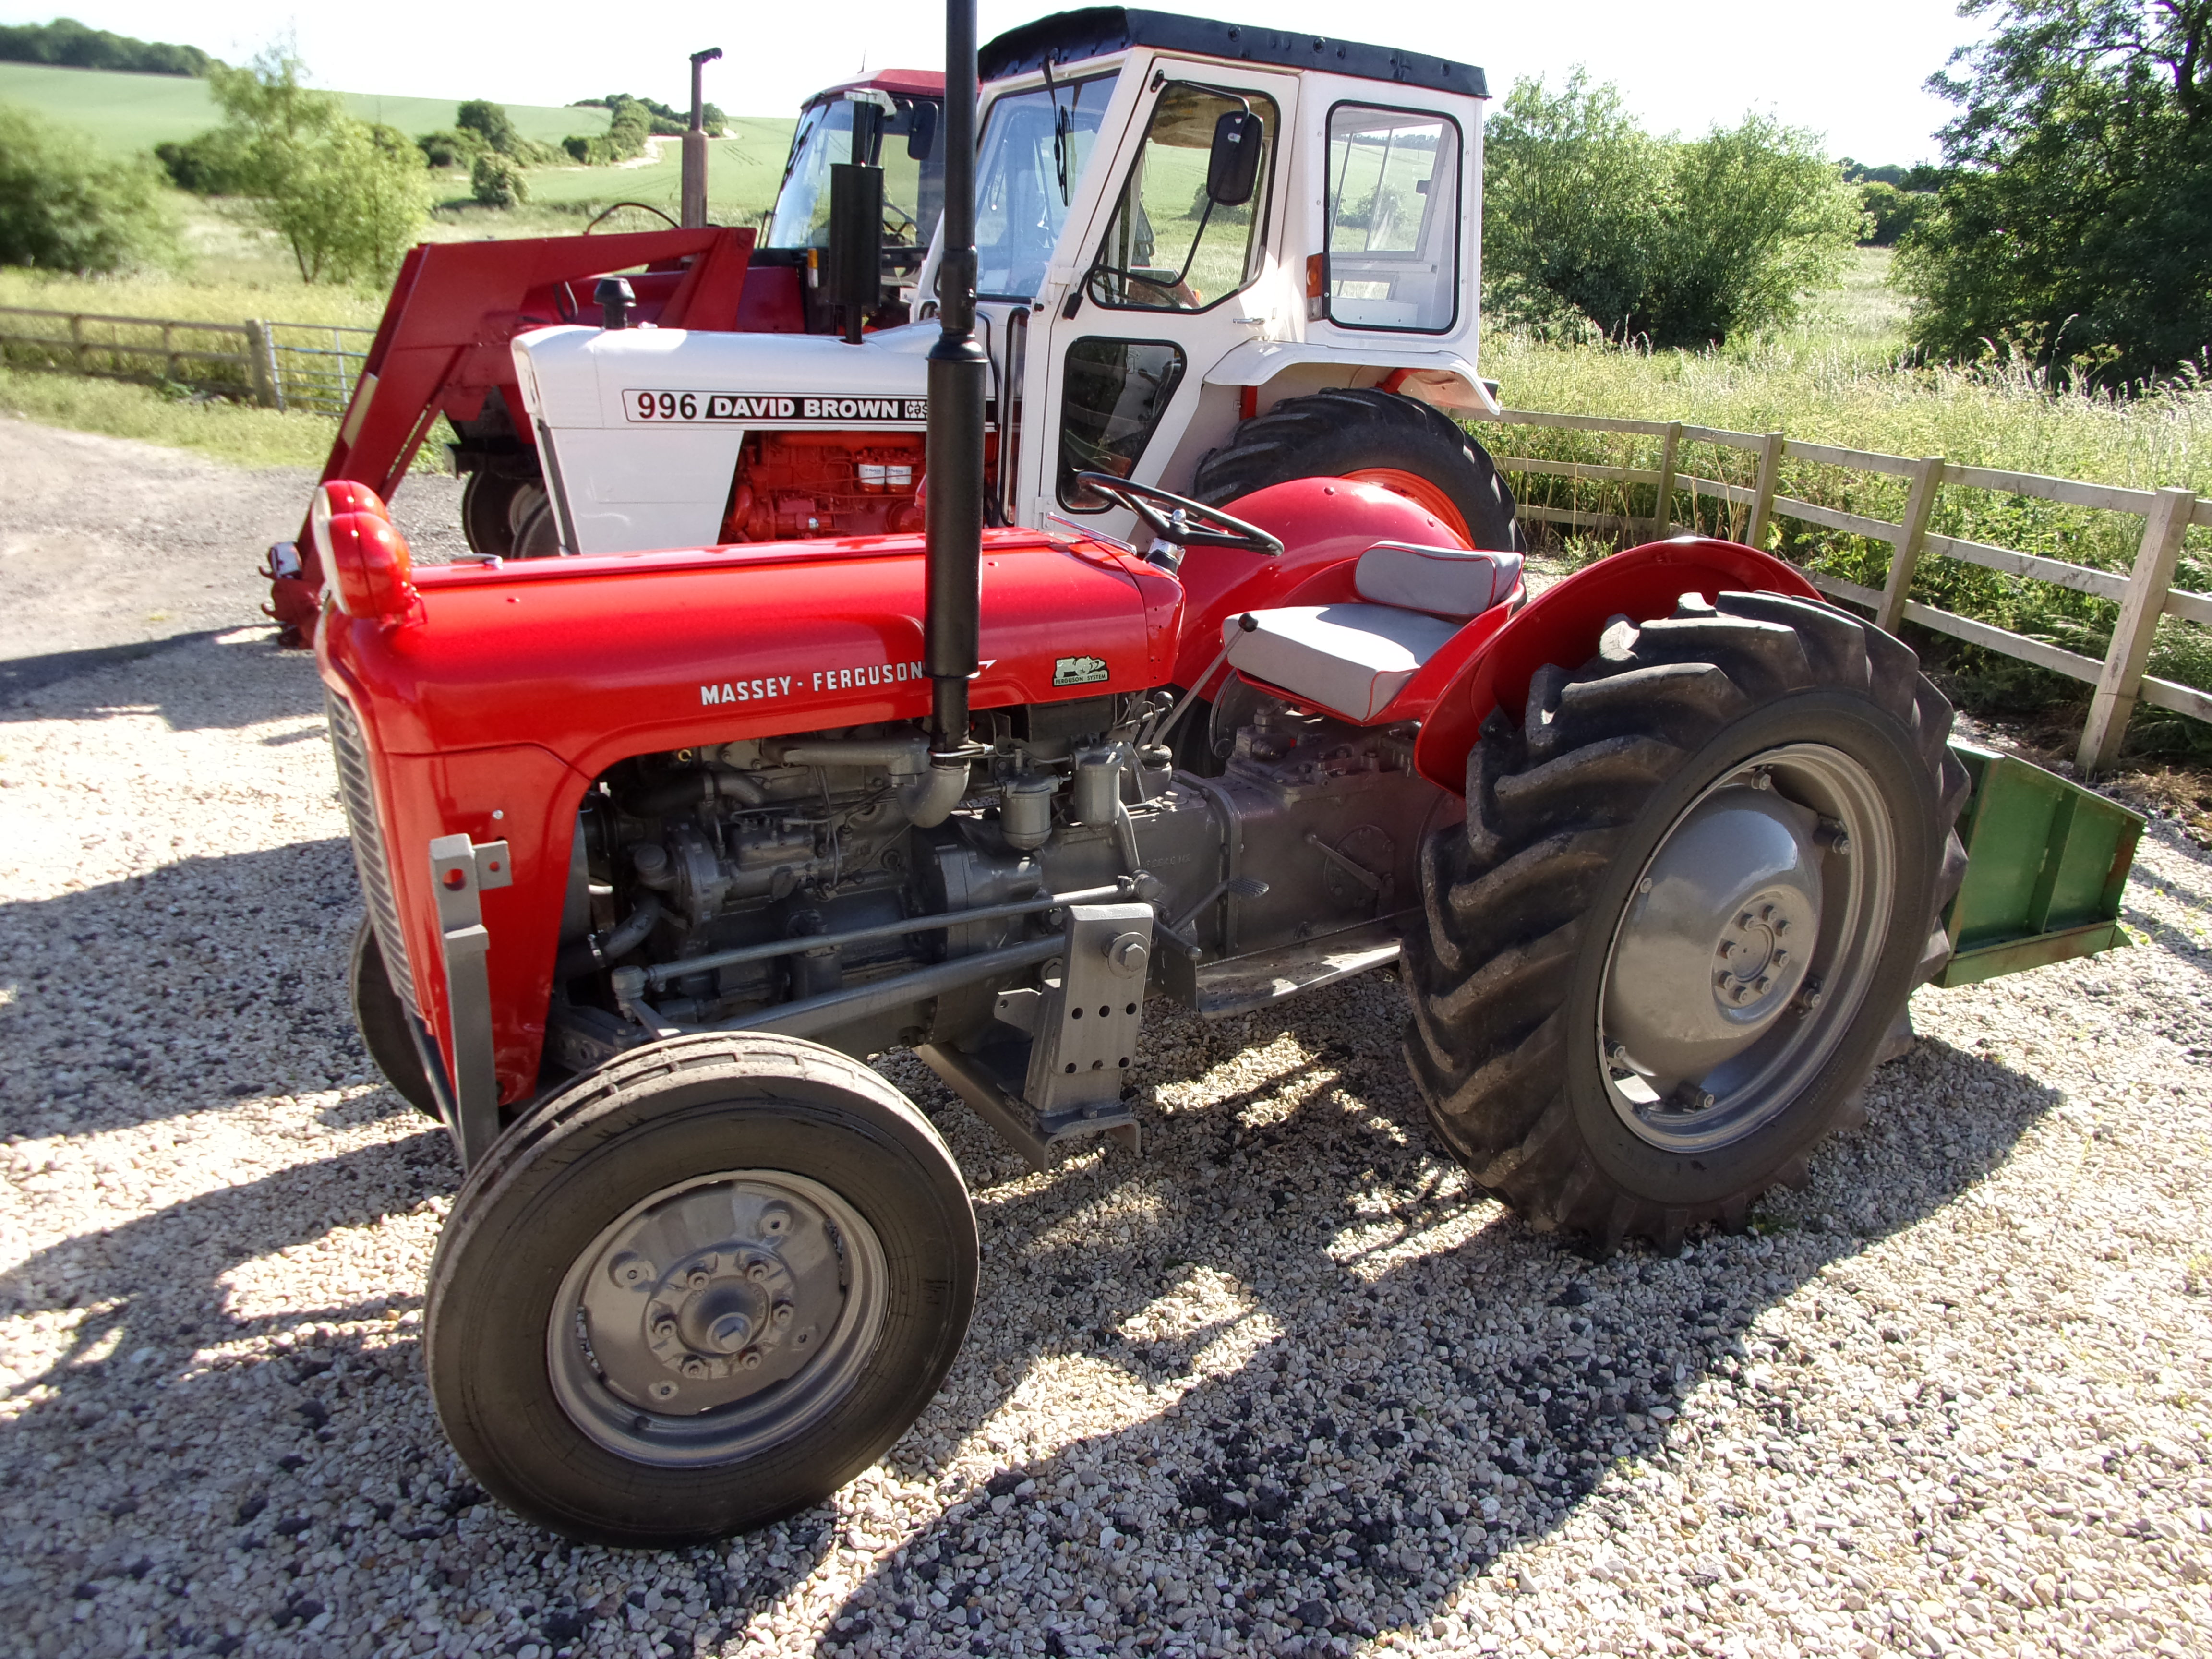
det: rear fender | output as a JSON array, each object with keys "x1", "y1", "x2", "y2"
[
  {"x1": 1167, "y1": 475, "x2": 1474, "y2": 692},
  {"x1": 1410, "y1": 539, "x2": 1821, "y2": 793}
]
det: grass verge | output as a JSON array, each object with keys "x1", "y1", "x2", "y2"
[{"x1": 0, "y1": 367, "x2": 338, "y2": 468}]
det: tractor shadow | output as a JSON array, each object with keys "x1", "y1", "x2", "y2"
[
  {"x1": 0, "y1": 626, "x2": 326, "y2": 729},
  {"x1": 790, "y1": 974, "x2": 2065, "y2": 1655},
  {"x1": 0, "y1": 842, "x2": 394, "y2": 1140}
]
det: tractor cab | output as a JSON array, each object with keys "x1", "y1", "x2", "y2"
[
  {"x1": 758, "y1": 70, "x2": 948, "y2": 331},
  {"x1": 507, "y1": 9, "x2": 1507, "y2": 559}
]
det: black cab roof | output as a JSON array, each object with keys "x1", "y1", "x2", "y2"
[{"x1": 978, "y1": 6, "x2": 1487, "y2": 99}]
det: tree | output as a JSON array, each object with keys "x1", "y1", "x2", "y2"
[
  {"x1": 0, "y1": 104, "x2": 178, "y2": 273},
  {"x1": 203, "y1": 48, "x2": 429, "y2": 284},
  {"x1": 1899, "y1": 0, "x2": 2212, "y2": 385},
  {"x1": 1484, "y1": 72, "x2": 1861, "y2": 347},
  {"x1": 471, "y1": 152, "x2": 526, "y2": 207},
  {"x1": 456, "y1": 99, "x2": 519, "y2": 156},
  {"x1": 0, "y1": 17, "x2": 212, "y2": 76}
]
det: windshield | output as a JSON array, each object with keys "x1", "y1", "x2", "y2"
[
  {"x1": 974, "y1": 75, "x2": 1115, "y2": 300},
  {"x1": 768, "y1": 94, "x2": 945, "y2": 250}
]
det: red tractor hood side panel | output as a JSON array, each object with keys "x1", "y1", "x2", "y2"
[
  {"x1": 320, "y1": 527, "x2": 1178, "y2": 1106},
  {"x1": 340, "y1": 529, "x2": 1175, "y2": 771}
]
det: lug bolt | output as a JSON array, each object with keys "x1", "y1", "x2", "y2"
[
  {"x1": 1772, "y1": 949, "x2": 1789, "y2": 966},
  {"x1": 1691, "y1": 1089, "x2": 1718, "y2": 1110},
  {"x1": 649, "y1": 1317, "x2": 677, "y2": 1343},
  {"x1": 679, "y1": 1356, "x2": 709, "y2": 1380},
  {"x1": 1715, "y1": 970, "x2": 1732, "y2": 989},
  {"x1": 1755, "y1": 975, "x2": 1772, "y2": 994},
  {"x1": 1751, "y1": 770, "x2": 1772, "y2": 790},
  {"x1": 650, "y1": 1380, "x2": 678, "y2": 1401},
  {"x1": 1759, "y1": 904, "x2": 1775, "y2": 921},
  {"x1": 771, "y1": 1302, "x2": 795, "y2": 1329},
  {"x1": 1738, "y1": 911, "x2": 1755, "y2": 928},
  {"x1": 1800, "y1": 978, "x2": 1825, "y2": 1011},
  {"x1": 747, "y1": 1261, "x2": 773, "y2": 1284},
  {"x1": 687, "y1": 1267, "x2": 713, "y2": 1290},
  {"x1": 1773, "y1": 917, "x2": 1789, "y2": 935},
  {"x1": 739, "y1": 1348, "x2": 765, "y2": 1371},
  {"x1": 609, "y1": 1252, "x2": 655, "y2": 1289}
]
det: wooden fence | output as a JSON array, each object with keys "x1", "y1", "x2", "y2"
[
  {"x1": 0, "y1": 305, "x2": 373, "y2": 416},
  {"x1": 1474, "y1": 408, "x2": 2212, "y2": 774}
]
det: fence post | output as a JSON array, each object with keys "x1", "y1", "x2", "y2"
[
  {"x1": 1652, "y1": 421, "x2": 1682, "y2": 540},
  {"x1": 67, "y1": 311, "x2": 84, "y2": 373},
  {"x1": 242, "y1": 320, "x2": 277, "y2": 409},
  {"x1": 1875, "y1": 456, "x2": 1945, "y2": 636},
  {"x1": 1746, "y1": 430, "x2": 1785, "y2": 549},
  {"x1": 2078, "y1": 485, "x2": 2196, "y2": 775}
]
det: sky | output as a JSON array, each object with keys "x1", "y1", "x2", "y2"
[{"x1": 1, "y1": 1, "x2": 1989, "y2": 164}]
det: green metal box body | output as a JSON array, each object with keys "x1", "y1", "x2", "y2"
[{"x1": 1936, "y1": 743, "x2": 2144, "y2": 988}]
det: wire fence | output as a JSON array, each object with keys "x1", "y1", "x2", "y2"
[{"x1": 0, "y1": 305, "x2": 373, "y2": 416}]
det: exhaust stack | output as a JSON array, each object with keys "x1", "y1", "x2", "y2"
[
  {"x1": 924, "y1": 0, "x2": 986, "y2": 756},
  {"x1": 681, "y1": 48, "x2": 722, "y2": 229}
]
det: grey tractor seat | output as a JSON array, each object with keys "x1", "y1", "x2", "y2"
[{"x1": 1223, "y1": 541, "x2": 1523, "y2": 722}]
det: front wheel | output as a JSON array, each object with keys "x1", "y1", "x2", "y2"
[
  {"x1": 1403, "y1": 590, "x2": 1968, "y2": 1251},
  {"x1": 425, "y1": 1034, "x2": 977, "y2": 1545}
]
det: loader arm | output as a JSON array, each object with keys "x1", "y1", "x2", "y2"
[{"x1": 267, "y1": 226, "x2": 760, "y2": 646}]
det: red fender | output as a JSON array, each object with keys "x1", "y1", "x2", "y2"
[{"x1": 1410, "y1": 539, "x2": 1823, "y2": 793}]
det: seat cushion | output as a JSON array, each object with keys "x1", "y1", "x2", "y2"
[
  {"x1": 1224, "y1": 603, "x2": 1461, "y2": 722},
  {"x1": 1354, "y1": 541, "x2": 1522, "y2": 619}
]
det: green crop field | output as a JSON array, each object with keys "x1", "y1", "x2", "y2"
[
  {"x1": 510, "y1": 120, "x2": 795, "y2": 223},
  {"x1": 0, "y1": 61, "x2": 611, "y2": 153}
]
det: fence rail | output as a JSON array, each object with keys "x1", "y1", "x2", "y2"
[
  {"x1": 1473, "y1": 408, "x2": 2212, "y2": 773},
  {"x1": 0, "y1": 305, "x2": 373, "y2": 418}
]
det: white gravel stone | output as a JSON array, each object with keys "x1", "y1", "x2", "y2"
[{"x1": 1, "y1": 438, "x2": 2208, "y2": 1659}]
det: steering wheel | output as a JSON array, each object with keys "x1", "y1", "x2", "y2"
[
  {"x1": 1072, "y1": 473, "x2": 1284, "y2": 557},
  {"x1": 882, "y1": 202, "x2": 918, "y2": 240}
]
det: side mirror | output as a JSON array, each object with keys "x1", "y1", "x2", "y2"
[
  {"x1": 906, "y1": 100, "x2": 938, "y2": 161},
  {"x1": 1205, "y1": 110, "x2": 1264, "y2": 208}
]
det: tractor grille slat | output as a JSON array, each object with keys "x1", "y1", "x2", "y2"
[{"x1": 325, "y1": 691, "x2": 420, "y2": 1018}]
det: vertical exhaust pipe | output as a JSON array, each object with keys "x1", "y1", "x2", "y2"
[
  {"x1": 681, "y1": 48, "x2": 722, "y2": 229},
  {"x1": 924, "y1": 0, "x2": 986, "y2": 758}
]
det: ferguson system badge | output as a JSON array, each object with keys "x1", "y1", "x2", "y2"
[{"x1": 1053, "y1": 655, "x2": 1109, "y2": 686}]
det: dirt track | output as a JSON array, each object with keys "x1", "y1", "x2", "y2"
[{"x1": 1, "y1": 424, "x2": 2209, "y2": 1659}]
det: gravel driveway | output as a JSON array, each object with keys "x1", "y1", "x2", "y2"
[{"x1": 2, "y1": 430, "x2": 2210, "y2": 1659}]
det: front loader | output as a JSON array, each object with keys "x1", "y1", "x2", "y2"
[{"x1": 314, "y1": 2, "x2": 2142, "y2": 1547}]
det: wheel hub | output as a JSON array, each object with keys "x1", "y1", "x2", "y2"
[
  {"x1": 554, "y1": 1173, "x2": 881, "y2": 1456},
  {"x1": 1603, "y1": 781, "x2": 1824, "y2": 1089},
  {"x1": 1596, "y1": 744, "x2": 1898, "y2": 1154}
]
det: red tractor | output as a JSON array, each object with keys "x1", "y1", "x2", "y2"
[
  {"x1": 264, "y1": 68, "x2": 946, "y2": 644},
  {"x1": 316, "y1": 4, "x2": 2122, "y2": 1547}
]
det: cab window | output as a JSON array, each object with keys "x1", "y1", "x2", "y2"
[
  {"x1": 1087, "y1": 84, "x2": 1277, "y2": 313},
  {"x1": 1325, "y1": 105, "x2": 1460, "y2": 332},
  {"x1": 1057, "y1": 338, "x2": 1188, "y2": 509}
]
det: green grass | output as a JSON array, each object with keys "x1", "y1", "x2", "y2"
[
  {"x1": 0, "y1": 60, "x2": 611, "y2": 154},
  {"x1": 0, "y1": 365, "x2": 338, "y2": 467}
]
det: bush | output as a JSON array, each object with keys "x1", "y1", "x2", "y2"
[
  {"x1": 562, "y1": 134, "x2": 592, "y2": 164},
  {"x1": 203, "y1": 50, "x2": 429, "y2": 285},
  {"x1": 417, "y1": 127, "x2": 489, "y2": 170},
  {"x1": 470, "y1": 152, "x2": 526, "y2": 208},
  {"x1": 1857, "y1": 180, "x2": 1932, "y2": 246},
  {"x1": 1485, "y1": 71, "x2": 1861, "y2": 347},
  {"x1": 155, "y1": 128, "x2": 253, "y2": 194},
  {"x1": 0, "y1": 104, "x2": 178, "y2": 273}
]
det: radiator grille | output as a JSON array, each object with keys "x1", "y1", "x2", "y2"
[{"x1": 326, "y1": 691, "x2": 420, "y2": 1018}]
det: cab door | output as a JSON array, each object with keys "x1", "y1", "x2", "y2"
[{"x1": 1026, "y1": 60, "x2": 1298, "y2": 541}]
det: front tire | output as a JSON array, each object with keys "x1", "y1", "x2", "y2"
[
  {"x1": 425, "y1": 1034, "x2": 977, "y2": 1545},
  {"x1": 348, "y1": 921, "x2": 439, "y2": 1118},
  {"x1": 1403, "y1": 591, "x2": 1968, "y2": 1251},
  {"x1": 1192, "y1": 386, "x2": 1524, "y2": 552}
]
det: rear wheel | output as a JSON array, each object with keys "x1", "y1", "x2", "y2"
[
  {"x1": 1192, "y1": 387, "x2": 1523, "y2": 552},
  {"x1": 506, "y1": 483, "x2": 565, "y2": 558},
  {"x1": 425, "y1": 1033, "x2": 976, "y2": 1545},
  {"x1": 1402, "y1": 591, "x2": 1968, "y2": 1251}
]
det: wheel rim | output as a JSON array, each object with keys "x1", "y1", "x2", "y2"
[
  {"x1": 1341, "y1": 467, "x2": 1474, "y2": 547},
  {"x1": 547, "y1": 1169, "x2": 888, "y2": 1468},
  {"x1": 1596, "y1": 743, "x2": 1898, "y2": 1153}
]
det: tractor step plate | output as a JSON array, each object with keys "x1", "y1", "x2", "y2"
[
  {"x1": 1193, "y1": 916, "x2": 1405, "y2": 1020},
  {"x1": 1936, "y1": 743, "x2": 2145, "y2": 989}
]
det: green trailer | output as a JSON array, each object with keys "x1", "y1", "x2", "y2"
[{"x1": 1937, "y1": 743, "x2": 2146, "y2": 989}]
